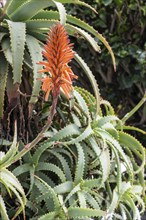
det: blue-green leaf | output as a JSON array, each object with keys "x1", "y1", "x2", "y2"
[
  {"x1": 6, "y1": 20, "x2": 26, "y2": 83},
  {"x1": 26, "y1": 34, "x2": 43, "y2": 103}
]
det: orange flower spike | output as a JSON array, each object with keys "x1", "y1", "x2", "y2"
[{"x1": 38, "y1": 23, "x2": 77, "y2": 100}]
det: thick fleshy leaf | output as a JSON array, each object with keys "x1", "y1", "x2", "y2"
[
  {"x1": 36, "y1": 162, "x2": 66, "y2": 182},
  {"x1": 55, "y1": 0, "x2": 97, "y2": 13},
  {"x1": 1, "y1": 38, "x2": 12, "y2": 65},
  {"x1": 0, "y1": 52, "x2": 8, "y2": 118},
  {"x1": 6, "y1": 0, "x2": 27, "y2": 16},
  {"x1": 35, "y1": 176, "x2": 60, "y2": 209},
  {"x1": 0, "y1": 122, "x2": 17, "y2": 168},
  {"x1": 68, "y1": 207, "x2": 106, "y2": 218},
  {"x1": 26, "y1": 19, "x2": 58, "y2": 30},
  {"x1": 74, "y1": 143, "x2": 85, "y2": 183},
  {"x1": 6, "y1": 20, "x2": 26, "y2": 83},
  {"x1": 0, "y1": 195, "x2": 9, "y2": 220},
  {"x1": 9, "y1": 0, "x2": 54, "y2": 21},
  {"x1": 66, "y1": 24, "x2": 101, "y2": 52},
  {"x1": 49, "y1": 123, "x2": 80, "y2": 142},
  {"x1": 26, "y1": 35, "x2": 43, "y2": 104},
  {"x1": 119, "y1": 132, "x2": 145, "y2": 174},
  {"x1": 74, "y1": 53, "x2": 100, "y2": 117},
  {"x1": 0, "y1": 168, "x2": 26, "y2": 219},
  {"x1": 53, "y1": 1, "x2": 66, "y2": 25}
]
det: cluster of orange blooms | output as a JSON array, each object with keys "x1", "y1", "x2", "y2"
[{"x1": 38, "y1": 23, "x2": 77, "y2": 101}]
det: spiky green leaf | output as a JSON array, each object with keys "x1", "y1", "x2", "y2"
[
  {"x1": 74, "y1": 143, "x2": 85, "y2": 183},
  {"x1": 0, "y1": 195, "x2": 9, "y2": 220},
  {"x1": 0, "y1": 52, "x2": 8, "y2": 118},
  {"x1": 68, "y1": 207, "x2": 106, "y2": 218},
  {"x1": 66, "y1": 24, "x2": 101, "y2": 52},
  {"x1": 49, "y1": 124, "x2": 80, "y2": 142},
  {"x1": 36, "y1": 162, "x2": 66, "y2": 182},
  {"x1": 53, "y1": 1, "x2": 66, "y2": 25},
  {"x1": 0, "y1": 123, "x2": 17, "y2": 168},
  {"x1": 74, "y1": 53, "x2": 100, "y2": 117},
  {"x1": 119, "y1": 132, "x2": 145, "y2": 174},
  {"x1": 26, "y1": 34, "x2": 43, "y2": 103},
  {"x1": 6, "y1": 20, "x2": 26, "y2": 83},
  {"x1": 9, "y1": 0, "x2": 54, "y2": 21}
]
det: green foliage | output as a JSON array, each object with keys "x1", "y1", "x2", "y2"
[
  {"x1": 68, "y1": 0, "x2": 146, "y2": 130},
  {"x1": 0, "y1": 0, "x2": 115, "y2": 127},
  {"x1": 9, "y1": 87, "x2": 145, "y2": 219},
  {"x1": 0, "y1": 0, "x2": 145, "y2": 219},
  {"x1": 0, "y1": 124, "x2": 26, "y2": 220}
]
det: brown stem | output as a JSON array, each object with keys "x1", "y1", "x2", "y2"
[{"x1": 11, "y1": 91, "x2": 60, "y2": 163}]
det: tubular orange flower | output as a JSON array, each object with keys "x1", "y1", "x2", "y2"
[{"x1": 38, "y1": 23, "x2": 77, "y2": 101}]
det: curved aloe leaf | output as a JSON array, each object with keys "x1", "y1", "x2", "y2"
[
  {"x1": 66, "y1": 24, "x2": 101, "y2": 52},
  {"x1": 108, "y1": 182, "x2": 131, "y2": 215},
  {"x1": 49, "y1": 123, "x2": 80, "y2": 142},
  {"x1": 68, "y1": 207, "x2": 106, "y2": 218},
  {"x1": 119, "y1": 132, "x2": 145, "y2": 174},
  {"x1": 0, "y1": 168, "x2": 26, "y2": 219},
  {"x1": 35, "y1": 176, "x2": 60, "y2": 209},
  {"x1": 74, "y1": 89, "x2": 90, "y2": 119},
  {"x1": 1, "y1": 38, "x2": 12, "y2": 65},
  {"x1": 49, "y1": 150, "x2": 72, "y2": 180},
  {"x1": 78, "y1": 191, "x2": 86, "y2": 208},
  {"x1": 55, "y1": 0, "x2": 97, "y2": 13},
  {"x1": 0, "y1": 195, "x2": 9, "y2": 220},
  {"x1": 96, "y1": 129, "x2": 133, "y2": 181},
  {"x1": 53, "y1": 1, "x2": 66, "y2": 25},
  {"x1": 54, "y1": 181, "x2": 73, "y2": 194},
  {"x1": 32, "y1": 141, "x2": 54, "y2": 166},
  {"x1": 0, "y1": 52, "x2": 8, "y2": 118},
  {"x1": 26, "y1": 19, "x2": 58, "y2": 30},
  {"x1": 6, "y1": 0, "x2": 27, "y2": 16},
  {"x1": 74, "y1": 143, "x2": 85, "y2": 184},
  {"x1": 26, "y1": 34, "x2": 43, "y2": 104},
  {"x1": 122, "y1": 125, "x2": 146, "y2": 135},
  {"x1": 66, "y1": 15, "x2": 116, "y2": 70},
  {"x1": 36, "y1": 162, "x2": 66, "y2": 182},
  {"x1": 9, "y1": 0, "x2": 54, "y2": 21},
  {"x1": 85, "y1": 192, "x2": 100, "y2": 210},
  {"x1": 6, "y1": 20, "x2": 26, "y2": 83},
  {"x1": 38, "y1": 212, "x2": 56, "y2": 220},
  {"x1": 88, "y1": 137, "x2": 110, "y2": 185},
  {"x1": 74, "y1": 53, "x2": 100, "y2": 117},
  {"x1": 0, "y1": 122, "x2": 17, "y2": 168},
  {"x1": 13, "y1": 163, "x2": 31, "y2": 176},
  {"x1": 64, "y1": 123, "x2": 93, "y2": 145}
]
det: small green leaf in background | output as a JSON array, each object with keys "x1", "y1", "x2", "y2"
[{"x1": 102, "y1": 0, "x2": 113, "y2": 6}]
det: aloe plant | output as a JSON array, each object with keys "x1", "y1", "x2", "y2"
[
  {"x1": 0, "y1": 123, "x2": 26, "y2": 220},
  {"x1": 0, "y1": 0, "x2": 115, "y2": 141},
  {"x1": 0, "y1": 1, "x2": 145, "y2": 219},
  {"x1": 11, "y1": 88, "x2": 145, "y2": 220}
]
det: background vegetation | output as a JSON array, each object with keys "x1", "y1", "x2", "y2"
[{"x1": 69, "y1": 0, "x2": 146, "y2": 139}]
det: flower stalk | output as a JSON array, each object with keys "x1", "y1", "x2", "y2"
[{"x1": 11, "y1": 23, "x2": 77, "y2": 163}]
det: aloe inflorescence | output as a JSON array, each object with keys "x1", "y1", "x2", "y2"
[{"x1": 38, "y1": 23, "x2": 77, "y2": 101}]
